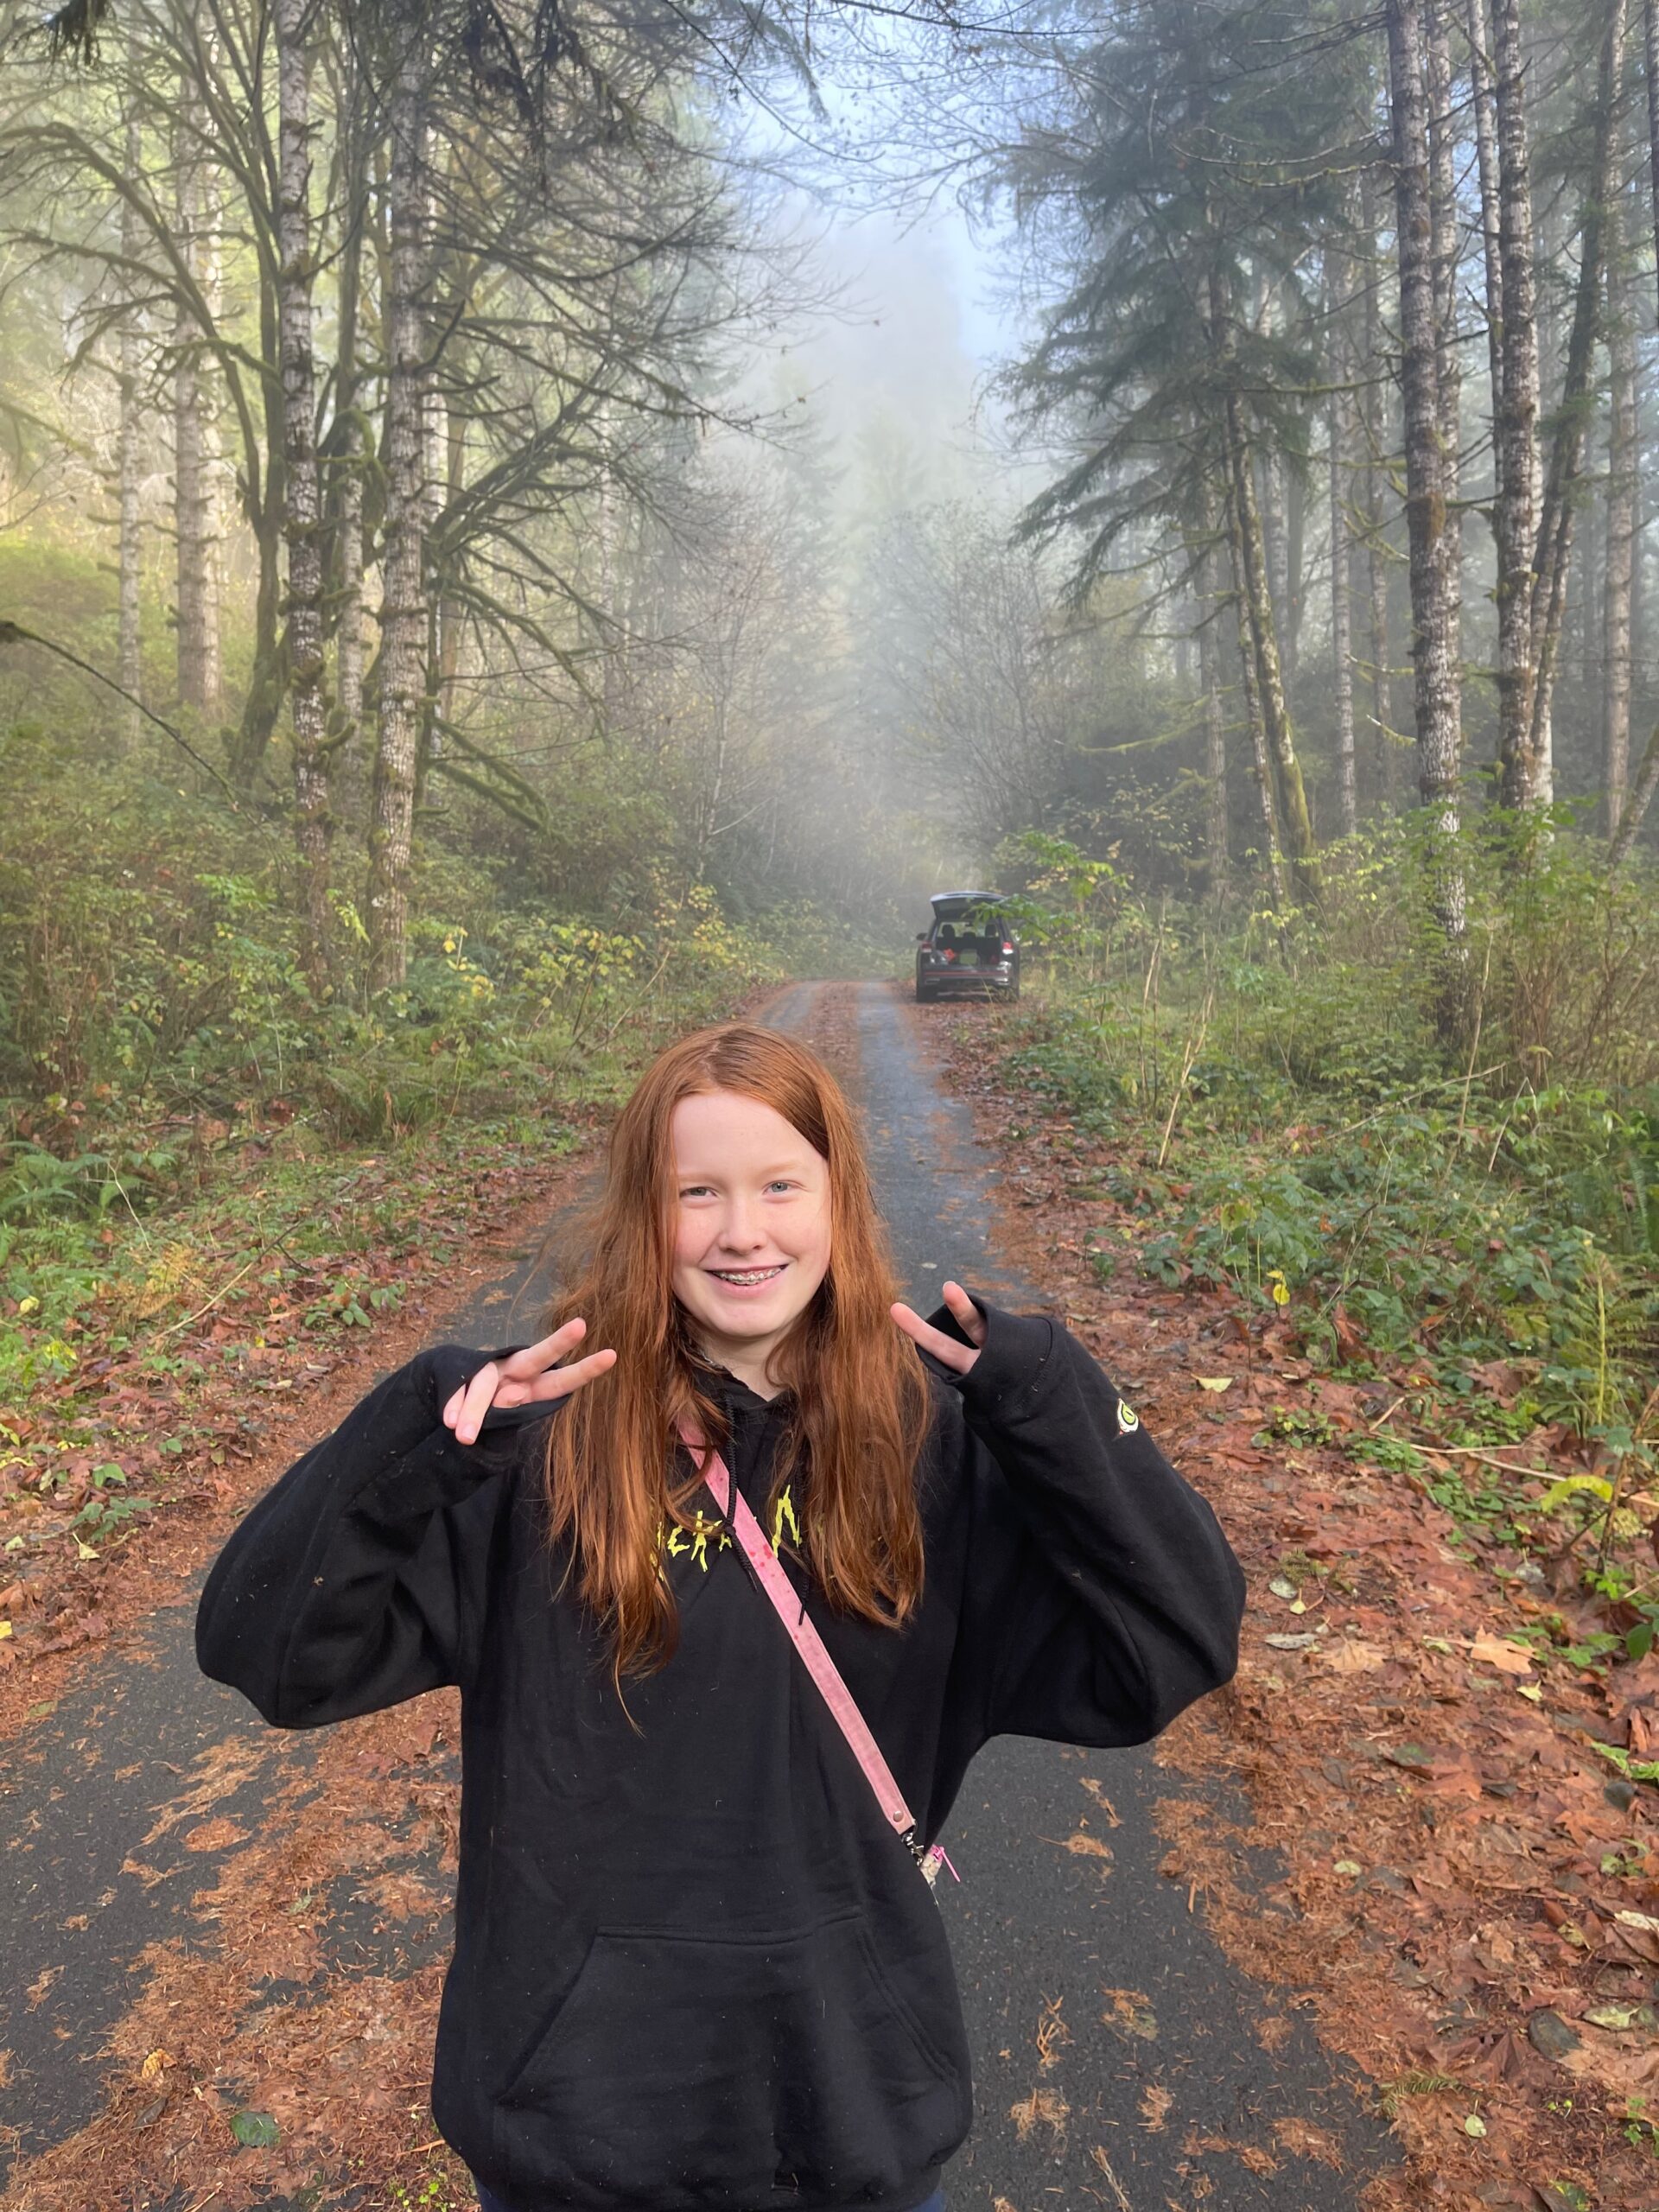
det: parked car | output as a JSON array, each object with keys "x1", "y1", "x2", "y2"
[{"x1": 914, "y1": 892, "x2": 1020, "y2": 1002}]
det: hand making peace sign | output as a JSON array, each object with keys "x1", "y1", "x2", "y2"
[
  {"x1": 441, "y1": 1318, "x2": 618, "y2": 1446},
  {"x1": 888, "y1": 1280, "x2": 986, "y2": 1376}
]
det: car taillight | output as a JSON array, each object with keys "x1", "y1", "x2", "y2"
[{"x1": 1001, "y1": 941, "x2": 1014, "y2": 955}]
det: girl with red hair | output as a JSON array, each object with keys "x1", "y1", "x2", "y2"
[{"x1": 199, "y1": 1021, "x2": 1243, "y2": 2212}]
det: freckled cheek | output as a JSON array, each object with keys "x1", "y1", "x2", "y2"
[
  {"x1": 797, "y1": 1207, "x2": 833, "y2": 1284},
  {"x1": 671, "y1": 1213, "x2": 709, "y2": 1277}
]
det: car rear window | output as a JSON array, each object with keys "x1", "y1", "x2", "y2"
[{"x1": 932, "y1": 903, "x2": 1004, "y2": 935}]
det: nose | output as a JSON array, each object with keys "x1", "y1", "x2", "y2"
[{"x1": 715, "y1": 1198, "x2": 767, "y2": 1253}]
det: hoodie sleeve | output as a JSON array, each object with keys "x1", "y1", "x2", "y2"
[
  {"x1": 937, "y1": 1300, "x2": 1245, "y2": 1750},
  {"x1": 194, "y1": 1340, "x2": 531, "y2": 1728}
]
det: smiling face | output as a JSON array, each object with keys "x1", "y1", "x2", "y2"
[{"x1": 669, "y1": 1089, "x2": 832, "y2": 1397}]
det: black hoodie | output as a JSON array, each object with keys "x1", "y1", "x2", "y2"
[{"x1": 195, "y1": 1300, "x2": 1245, "y2": 2212}]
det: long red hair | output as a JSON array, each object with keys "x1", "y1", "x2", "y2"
[{"x1": 536, "y1": 1023, "x2": 931, "y2": 1694}]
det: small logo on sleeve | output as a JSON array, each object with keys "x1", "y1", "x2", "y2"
[{"x1": 1116, "y1": 1399, "x2": 1140, "y2": 1435}]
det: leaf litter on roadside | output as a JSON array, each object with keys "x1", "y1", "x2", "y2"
[{"x1": 938, "y1": 1002, "x2": 1659, "y2": 2212}]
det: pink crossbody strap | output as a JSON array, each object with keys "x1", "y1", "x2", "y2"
[{"x1": 680, "y1": 1426, "x2": 958, "y2": 1891}]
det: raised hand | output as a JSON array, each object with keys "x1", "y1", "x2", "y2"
[
  {"x1": 442, "y1": 1318, "x2": 617, "y2": 1446},
  {"x1": 889, "y1": 1280, "x2": 987, "y2": 1376}
]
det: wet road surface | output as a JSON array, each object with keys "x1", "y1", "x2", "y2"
[
  {"x1": 0, "y1": 981, "x2": 1395, "y2": 2208},
  {"x1": 762, "y1": 984, "x2": 1394, "y2": 2211}
]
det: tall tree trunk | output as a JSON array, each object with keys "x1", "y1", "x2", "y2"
[
  {"x1": 1262, "y1": 449, "x2": 1288, "y2": 642},
  {"x1": 1522, "y1": 0, "x2": 1629, "y2": 795},
  {"x1": 1605, "y1": 182, "x2": 1637, "y2": 834},
  {"x1": 367, "y1": 32, "x2": 430, "y2": 994},
  {"x1": 1465, "y1": 0, "x2": 1504, "y2": 421},
  {"x1": 1633, "y1": 423, "x2": 1646, "y2": 704},
  {"x1": 1203, "y1": 255, "x2": 1281, "y2": 898},
  {"x1": 1285, "y1": 461, "x2": 1306, "y2": 695},
  {"x1": 415, "y1": 370, "x2": 454, "y2": 813},
  {"x1": 1204, "y1": 230, "x2": 1314, "y2": 903},
  {"x1": 1490, "y1": 0, "x2": 1542, "y2": 804},
  {"x1": 116, "y1": 56, "x2": 143, "y2": 754},
  {"x1": 334, "y1": 441, "x2": 366, "y2": 804},
  {"x1": 1252, "y1": 266, "x2": 1297, "y2": 694},
  {"x1": 1427, "y1": 0, "x2": 1463, "y2": 700},
  {"x1": 1329, "y1": 245, "x2": 1359, "y2": 836},
  {"x1": 1226, "y1": 398, "x2": 1320, "y2": 905},
  {"x1": 276, "y1": 0, "x2": 331, "y2": 994},
  {"x1": 1359, "y1": 162, "x2": 1395, "y2": 799},
  {"x1": 227, "y1": 271, "x2": 289, "y2": 790},
  {"x1": 1224, "y1": 479, "x2": 1283, "y2": 904},
  {"x1": 1197, "y1": 529, "x2": 1230, "y2": 896},
  {"x1": 1386, "y1": 0, "x2": 1467, "y2": 969},
  {"x1": 1630, "y1": 0, "x2": 1659, "y2": 866},
  {"x1": 172, "y1": 89, "x2": 222, "y2": 726},
  {"x1": 327, "y1": 114, "x2": 368, "y2": 829},
  {"x1": 1331, "y1": 413, "x2": 1357, "y2": 836},
  {"x1": 1610, "y1": 721, "x2": 1659, "y2": 862}
]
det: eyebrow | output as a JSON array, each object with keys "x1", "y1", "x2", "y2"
[{"x1": 675, "y1": 1161, "x2": 811, "y2": 1180}]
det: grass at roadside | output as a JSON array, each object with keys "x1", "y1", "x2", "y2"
[
  {"x1": 929, "y1": 925, "x2": 1659, "y2": 2209},
  {"x1": 983, "y1": 825, "x2": 1659, "y2": 1669},
  {"x1": 995, "y1": 984, "x2": 1659, "y2": 1662},
  {"x1": 0, "y1": 893, "x2": 862, "y2": 1673},
  {"x1": 938, "y1": 995, "x2": 1659, "y2": 2212}
]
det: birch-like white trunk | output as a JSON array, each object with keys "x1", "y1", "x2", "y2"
[
  {"x1": 1605, "y1": 184, "x2": 1637, "y2": 834},
  {"x1": 1327, "y1": 247, "x2": 1358, "y2": 836},
  {"x1": 276, "y1": 0, "x2": 330, "y2": 988},
  {"x1": 335, "y1": 454, "x2": 365, "y2": 796},
  {"x1": 1465, "y1": 0, "x2": 1504, "y2": 418},
  {"x1": 1522, "y1": 0, "x2": 1629, "y2": 794},
  {"x1": 1386, "y1": 0, "x2": 1465, "y2": 951},
  {"x1": 1359, "y1": 162, "x2": 1395, "y2": 796},
  {"x1": 172, "y1": 99, "x2": 221, "y2": 723},
  {"x1": 1620, "y1": 0, "x2": 1659, "y2": 862},
  {"x1": 329, "y1": 174, "x2": 366, "y2": 822},
  {"x1": 367, "y1": 34, "x2": 431, "y2": 994},
  {"x1": 1489, "y1": 0, "x2": 1541, "y2": 804},
  {"x1": 1427, "y1": 0, "x2": 1463, "y2": 697},
  {"x1": 1611, "y1": 0, "x2": 1659, "y2": 868}
]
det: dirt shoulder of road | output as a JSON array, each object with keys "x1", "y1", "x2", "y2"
[
  {"x1": 0, "y1": 980, "x2": 801, "y2": 1751},
  {"x1": 922, "y1": 992, "x2": 1659, "y2": 2212},
  {"x1": 3, "y1": 984, "x2": 812, "y2": 2212},
  {"x1": 0, "y1": 1121, "x2": 601, "y2": 1751}
]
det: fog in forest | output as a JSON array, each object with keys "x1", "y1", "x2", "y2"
[{"x1": 5, "y1": 13, "x2": 1659, "y2": 2205}]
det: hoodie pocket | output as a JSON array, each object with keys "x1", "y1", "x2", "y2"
[{"x1": 491, "y1": 1908, "x2": 966, "y2": 2206}]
